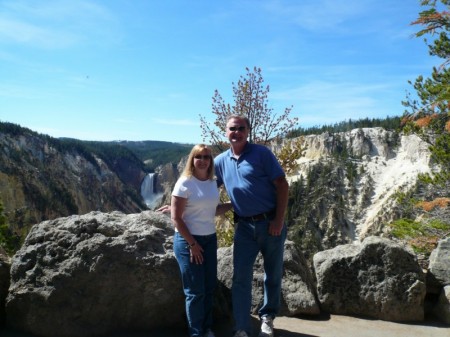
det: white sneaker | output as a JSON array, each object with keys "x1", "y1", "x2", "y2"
[
  {"x1": 204, "y1": 329, "x2": 215, "y2": 337},
  {"x1": 233, "y1": 330, "x2": 249, "y2": 337},
  {"x1": 258, "y1": 316, "x2": 274, "y2": 337}
]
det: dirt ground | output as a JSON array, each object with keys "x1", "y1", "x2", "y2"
[{"x1": 2, "y1": 314, "x2": 449, "y2": 337}]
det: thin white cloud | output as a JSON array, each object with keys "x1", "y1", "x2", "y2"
[
  {"x1": 0, "y1": 83, "x2": 53, "y2": 99},
  {"x1": 113, "y1": 118, "x2": 135, "y2": 125},
  {"x1": 275, "y1": 80, "x2": 392, "y2": 100},
  {"x1": 0, "y1": 17, "x2": 79, "y2": 48},
  {"x1": 1, "y1": 0, "x2": 114, "y2": 24},
  {"x1": 271, "y1": 79, "x2": 401, "y2": 127},
  {"x1": 261, "y1": 0, "x2": 371, "y2": 32},
  {"x1": 152, "y1": 118, "x2": 199, "y2": 126},
  {"x1": 0, "y1": 0, "x2": 119, "y2": 49}
]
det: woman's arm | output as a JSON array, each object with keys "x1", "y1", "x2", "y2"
[{"x1": 171, "y1": 195, "x2": 204, "y2": 264}]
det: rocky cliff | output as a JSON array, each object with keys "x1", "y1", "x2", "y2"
[
  {"x1": 0, "y1": 124, "x2": 147, "y2": 237},
  {"x1": 285, "y1": 128, "x2": 435, "y2": 257},
  {"x1": 0, "y1": 123, "x2": 444, "y2": 262}
]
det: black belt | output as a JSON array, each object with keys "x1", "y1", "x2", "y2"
[{"x1": 235, "y1": 210, "x2": 276, "y2": 222}]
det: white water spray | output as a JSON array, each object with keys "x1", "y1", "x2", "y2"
[{"x1": 140, "y1": 173, "x2": 163, "y2": 210}]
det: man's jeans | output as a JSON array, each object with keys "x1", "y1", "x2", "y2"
[
  {"x1": 174, "y1": 232, "x2": 217, "y2": 337},
  {"x1": 232, "y1": 218, "x2": 287, "y2": 334}
]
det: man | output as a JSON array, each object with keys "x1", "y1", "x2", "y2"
[{"x1": 214, "y1": 114, "x2": 289, "y2": 337}]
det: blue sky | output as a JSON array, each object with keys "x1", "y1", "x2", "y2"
[{"x1": 0, "y1": 0, "x2": 435, "y2": 144}]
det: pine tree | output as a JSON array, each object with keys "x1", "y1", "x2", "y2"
[
  {"x1": 0, "y1": 199, "x2": 16, "y2": 255},
  {"x1": 389, "y1": 0, "x2": 450, "y2": 255},
  {"x1": 402, "y1": 0, "x2": 450, "y2": 185}
]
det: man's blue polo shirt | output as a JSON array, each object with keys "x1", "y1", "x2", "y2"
[{"x1": 214, "y1": 142, "x2": 285, "y2": 217}]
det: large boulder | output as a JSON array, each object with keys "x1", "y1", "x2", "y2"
[
  {"x1": 280, "y1": 241, "x2": 320, "y2": 315},
  {"x1": 428, "y1": 237, "x2": 450, "y2": 293},
  {"x1": 216, "y1": 240, "x2": 320, "y2": 317},
  {"x1": 6, "y1": 211, "x2": 185, "y2": 337},
  {"x1": 313, "y1": 236, "x2": 426, "y2": 322},
  {"x1": 428, "y1": 237, "x2": 450, "y2": 324}
]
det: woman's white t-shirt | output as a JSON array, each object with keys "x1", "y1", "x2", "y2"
[{"x1": 172, "y1": 176, "x2": 220, "y2": 236}]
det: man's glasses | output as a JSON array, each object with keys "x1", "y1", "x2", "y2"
[
  {"x1": 228, "y1": 126, "x2": 247, "y2": 132},
  {"x1": 194, "y1": 155, "x2": 211, "y2": 160}
]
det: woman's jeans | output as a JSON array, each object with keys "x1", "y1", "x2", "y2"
[
  {"x1": 173, "y1": 232, "x2": 217, "y2": 337},
  {"x1": 232, "y1": 218, "x2": 287, "y2": 334}
]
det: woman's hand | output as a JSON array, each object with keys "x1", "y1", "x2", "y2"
[
  {"x1": 189, "y1": 243, "x2": 204, "y2": 264},
  {"x1": 156, "y1": 205, "x2": 171, "y2": 213}
]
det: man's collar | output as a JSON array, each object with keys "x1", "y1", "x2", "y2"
[{"x1": 228, "y1": 141, "x2": 250, "y2": 157}]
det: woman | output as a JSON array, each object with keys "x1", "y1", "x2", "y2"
[{"x1": 170, "y1": 144, "x2": 231, "y2": 337}]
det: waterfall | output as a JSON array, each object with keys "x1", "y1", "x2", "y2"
[{"x1": 140, "y1": 173, "x2": 163, "y2": 210}]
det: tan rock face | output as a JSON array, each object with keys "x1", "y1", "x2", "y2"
[
  {"x1": 287, "y1": 128, "x2": 431, "y2": 241},
  {"x1": 0, "y1": 130, "x2": 146, "y2": 231}
]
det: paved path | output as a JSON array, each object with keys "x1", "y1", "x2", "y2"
[
  {"x1": 2, "y1": 314, "x2": 449, "y2": 337},
  {"x1": 262, "y1": 314, "x2": 450, "y2": 337}
]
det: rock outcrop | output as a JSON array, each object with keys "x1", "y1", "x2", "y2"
[
  {"x1": 6, "y1": 211, "x2": 184, "y2": 337},
  {"x1": 0, "y1": 126, "x2": 147, "y2": 232},
  {"x1": 428, "y1": 237, "x2": 450, "y2": 324},
  {"x1": 428, "y1": 237, "x2": 450, "y2": 290},
  {"x1": 2, "y1": 212, "x2": 448, "y2": 336},
  {"x1": 289, "y1": 128, "x2": 430, "y2": 242},
  {"x1": 313, "y1": 236, "x2": 426, "y2": 321},
  {"x1": 286, "y1": 128, "x2": 433, "y2": 258},
  {"x1": 4, "y1": 212, "x2": 323, "y2": 336},
  {"x1": 154, "y1": 162, "x2": 182, "y2": 207}
]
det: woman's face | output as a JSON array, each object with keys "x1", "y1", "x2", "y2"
[{"x1": 193, "y1": 148, "x2": 211, "y2": 171}]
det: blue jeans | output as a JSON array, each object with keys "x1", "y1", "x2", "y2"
[
  {"x1": 232, "y1": 218, "x2": 287, "y2": 334},
  {"x1": 173, "y1": 232, "x2": 217, "y2": 337}
]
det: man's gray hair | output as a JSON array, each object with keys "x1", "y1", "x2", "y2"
[{"x1": 226, "y1": 114, "x2": 251, "y2": 129}]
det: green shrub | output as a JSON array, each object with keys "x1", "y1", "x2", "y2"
[
  {"x1": 0, "y1": 200, "x2": 20, "y2": 255},
  {"x1": 389, "y1": 218, "x2": 450, "y2": 256}
]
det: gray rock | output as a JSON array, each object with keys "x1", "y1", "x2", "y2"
[
  {"x1": 216, "y1": 240, "x2": 320, "y2": 317},
  {"x1": 7, "y1": 208, "x2": 443, "y2": 335},
  {"x1": 280, "y1": 241, "x2": 320, "y2": 315},
  {"x1": 433, "y1": 285, "x2": 450, "y2": 325},
  {"x1": 6, "y1": 211, "x2": 184, "y2": 337},
  {"x1": 428, "y1": 237, "x2": 450, "y2": 293},
  {"x1": 313, "y1": 236, "x2": 426, "y2": 322}
]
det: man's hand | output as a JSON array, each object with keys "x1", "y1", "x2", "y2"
[{"x1": 268, "y1": 220, "x2": 284, "y2": 236}]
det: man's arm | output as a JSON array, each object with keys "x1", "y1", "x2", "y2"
[{"x1": 269, "y1": 175, "x2": 289, "y2": 235}]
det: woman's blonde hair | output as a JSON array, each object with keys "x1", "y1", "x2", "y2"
[{"x1": 182, "y1": 144, "x2": 214, "y2": 180}]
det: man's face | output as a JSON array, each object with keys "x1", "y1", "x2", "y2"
[{"x1": 226, "y1": 118, "x2": 249, "y2": 145}]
